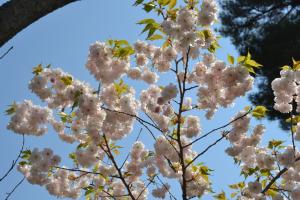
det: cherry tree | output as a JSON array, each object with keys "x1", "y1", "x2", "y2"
[{"x1": 3, "y1": 0, "x2": 300, "y2": 199}]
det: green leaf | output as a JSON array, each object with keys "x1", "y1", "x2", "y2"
[
  {"x1": 227, "y1": 54, "x2": 234, "y2": 65},
  {"x1": 158, "y1": 0, "x2": 170, "y2": 6},
  {"x1": 167, "y1": 8, "x2": 178, "y2": 20},
  {"x1": 21, "y1": 150, "x2": 32, "y2": 159},
  {"x1": 114, "y1": 79, "x2": 129, "y2": 97},
  {"x1": 239, "y1": 52, "x2": 262, "y2": 74},
  {"x1": 237, "y1": 56, "x2": 246, "y2": 63},
  {"x1": 77, "y1": 142, "x2": 89, "y2": 150},
  {"x1": 71, "y1": 90, "x2": 82, "y2": 111},
  {"x1": 69, "y1": 153, "x2": 76, "y2": 160},
  {"x1": 147, "y1": 27, "x2": 157, "y2": 39},
  {"x1": 229, "y1": 182, "x2": 245, "y2": 190},
  {"x1": 143, "y1": 3, "x2": 156, "y2": 12},
  {"x1": 260, "y1": 169, "x2": 270, "y2": 177},
  {"x1": 245, "y1": 59, "x2": 263, "y2": 68},
  {"x1": 19, "y1": 161, "x2": 28, "y2": 166},
  {"x1": 292, "y1": 57, "x2": 300, "y2": 70},
  {"x1": 59, "y1": 112, "x2": 74, "y2": 123},
  {"x1": 137, "y1": 18, "x2": 155, "y2": 24},
  {"x1": 268, "y1": 140, "x2": 284, "y2": 149},
  {"x1": 202, "y1": 29, "x2": 212, "y2": 40},
  {"x1": 45, "y1": 64, "x2": 51, "y2": 68},
  {"x1": 61, "y1": 75, "x2": 73, "y2": 86},
  {"x1": 83, "y1": 186, "x2": 94, "y2": 196},
  {"x1": 141, "y1": 23, "x2": 153, "y2": 34},
  {"x1": 244, "y1": 64, "x2": 256, "y2": 74},
  {"x1": 148, "y1": 34, "x2": 163, "y2": 41},
  {"x1": 230, "y1": 192, "x2": 238, "y2": 198},
  {"x1": 266, "y1": 188, "x2": 278, "y2": 197},
  {"x1": 286, "y1": 115, "x2": 300, "y2": 124},
  {"x1": 241, "y1": 166, "x2": 259, "y2": 178},
  {"x1": 168, "y1": 0, "x2": 177, "y2": 9},
  {"x1": 281, "y1": 65, "x2": 291, "y2": 71},
  {"x1": 107, "y1": 39, "x2": 114, "y2": 46},
  {"x1": 133, "y1": 0, "x2": 144, "y2": 6},
  {"x1": 246, "y1": 51, "x2": 251, "y2": 61},
  {"x1": 32, "y1": 64, "x2": 43, "y2": 75},
  {"x1": 162, "y1": 39, "x2": 171, "y2": 49},
  {"x1": 252, "y1": 106, "x2": 267, "y2": 119},
  {"x1": 115, "y1": 40, "x2": 130, "y2": 47},
  {"x1": 208, "y1": 41, "x2": 220, "y2": 53},
  {"x1": 5, "y1": 101, "x2": 17, "y2": 115},
  {"x1": 213, "y1": 191, "x2": 227, "y2": 200},
  {"x1": 98, "y1": 185, "x2": 104, "y2": 192}
]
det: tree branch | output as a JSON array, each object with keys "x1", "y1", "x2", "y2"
[
  {"x1": 0, "y1": 0, "x2": 79, "y2": 47},
  {"x1": 102, "y1": 134, "x2": 137, "y2": 200},
  {"x1": 261, "y1": 156, "x2": 300, "y2": 194}
]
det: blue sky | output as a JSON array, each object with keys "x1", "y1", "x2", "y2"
[{"x1": 0, "y1": 0, "x2": 290, "y2": 199}]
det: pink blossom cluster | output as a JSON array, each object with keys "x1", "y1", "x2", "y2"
[
  {"x1": 152, "y1": 183, "x2": 170, "y2": 199},
  {"x1": 7, "y1": 100, "x2": 53, "y2": 136},
  {"x1": 226, "y1": 110, "x2": 300, "y2": 199},
  {"x1": 29, "y1": 68, "x2": 93, "y2": 109},
  {"x1": 198, "y1": 0, "x2": 218, "y2": 26},
  {"x1": 75, "y1": 144, "x2": 104, "y2": 167},
  {"x1": 154, "y1": 135, "x2": 209, "y2": 198},
  {"x1": 193, "y1": 58, "x2": 254, "y2": 119},
  {"x1": 225, "y1": 111, "x2": 269, "y2": 170},
  {"x1": 86, "y1": 41, "x2": 130, "y2": 84},
  {"x1": 271, "y1": 69, "x2": 300, "y2": 113},
  {"x1": 18, "y1": 148, "x2": 85, "y2": 199},
  {"x1": 101, "y1": 83, "x2": 140, "y2": 140},
  {"x1": 127, "y1": 41, "x2": 178, "y2": 83},
  {"x1": 161, "y1": 0, "x2": 218, "y2": 56},
  {"x1": 140, "y1": 85, "x2": 175, "y2": 132},
  {"x1": 181, "y1": 115, "x2": 201, "y2": 138},
  {"x1": 271, "y1": 68, "x2": 300, "y2": 141}
]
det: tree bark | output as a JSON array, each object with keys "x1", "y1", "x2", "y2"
[{"x1": 0, "y1": 0, "x2": 79, "y2": 47}]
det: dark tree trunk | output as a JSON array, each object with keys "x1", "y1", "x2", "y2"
[{"x1": 0, "y1": 0, "x2": 78, "y2": 47}]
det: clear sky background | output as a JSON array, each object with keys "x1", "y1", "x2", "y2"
[{"x1": 0, "y1": 0, "x2": 291, "y2": 199}]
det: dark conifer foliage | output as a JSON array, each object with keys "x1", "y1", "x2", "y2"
[{"x1": 219, "y1": 0, "x2": 300, "y2": 129}]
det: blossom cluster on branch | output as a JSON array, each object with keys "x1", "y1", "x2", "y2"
[{"x1": 4, "y1": 0, "x2": 300, "y2": 199}]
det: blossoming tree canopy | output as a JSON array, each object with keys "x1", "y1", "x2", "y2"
[{"x1": 4, "y1": 0, "x2": 300, "y2": 199}]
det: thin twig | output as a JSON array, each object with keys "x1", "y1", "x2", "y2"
[
  {"x1": 120, "y1": 128, "x2": 143, "y2": 169},
  {"x1": 290, "y1": 103, "x2": 296, "y2": 157},
  {"x1": 99, "y1": 190, "x2": 129, "y2": 199},
  {"x1": 53, "y1": 166, "x2": 118, "y2": 178},
  {"x1": 183, "y1": 109, "x2": 252, "y2": 148},
  {"x1": 5, "y1": 176, "x2": 25, "y2": 200},
  {"x1": 185, "y1": 131, "x2": 230, "y2": 169},
  {"x1": 97, "y1": 82, "x2": 101, "y2": 96},
  {"x1": 102, "y1": 106, "x2": 163, "y2": 133},
  {"x1": 0, "y1": 46, "x2": 13, "y2": 60},
  {"x1": 0, "y1": 134, "x2": 25, "y2": 182},
  {"x1": 144, "y1": 112, "x2": 160, "y2": 131},
  {"x1": 137, "y1": 118, "x2": 157, "y2": 140},
  {"x1": 136, "y1": 176, "x2": 156, "y2": 200},
  {"x1": 185, "y1": 85, "x2": 198, "y2": 91},
  {"x1": 156, "y1": 176, "x2": 178, "y2": 200}
]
